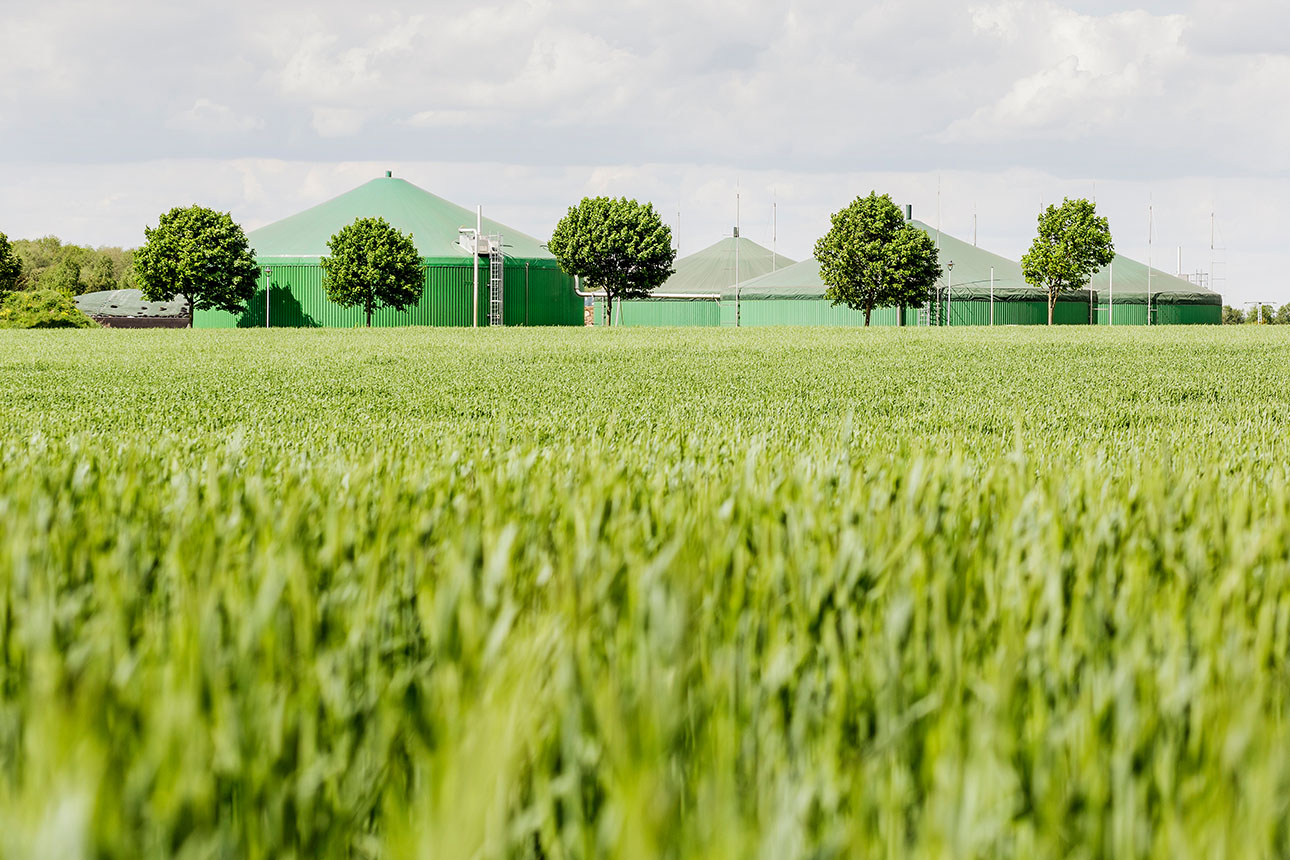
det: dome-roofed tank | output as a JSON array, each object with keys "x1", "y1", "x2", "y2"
[{"x1": 195, "y1": 173, "x2": 582, "y2": 328}]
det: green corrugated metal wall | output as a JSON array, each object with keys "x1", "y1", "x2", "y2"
[
  {"x1": 1095, "y1": 303, "x2": 1221, "y2": 325},
  {"x1": 736, "y1": 300, "x2": 905, "y2": 326},
  {"x1": 592, "y1": 297, "x2": 1096, "y2": 327},
  {"x1": 196, "y1": 260, "x2": 581, "y2": 328},
  {"x1": 593, "y1": 298, "x2": 721, "y2": 327},
  {"x1": 945, "y1": 299, "x2": 1092, "y2": 326}
]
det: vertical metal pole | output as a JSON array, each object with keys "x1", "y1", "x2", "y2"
[
  {"x1": 735, "y1": 185, "x2": 741, "y2": 327},
  {"x1": 1147, "y1": 202, "x2": 1153, "y2": 326},
  {"x1": 946, "y1": 264, "x2": 952, "y2": 326},
  {"x1": 474, "y1": 205, "x2": 481, "y2": 328},
  {"x1": 989, "y1": 267, "x2": 994, "y2": 326},
  {"x1": 936, "y1": 176, "x2": 942, "y2": 252},
  {"x1": 1109, "y1": 262, "x2": 1114, "y2": 326},
  {"x1": 772, "y1": 192, "x2": 777, "y2": 272},
  {"x1": 263, "y1": 267, "x2": 272, "y2": 328}
]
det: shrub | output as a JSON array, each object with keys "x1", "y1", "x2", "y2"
[{"x1": 0, "y1": 289, "x2": 99, "y2": 328}]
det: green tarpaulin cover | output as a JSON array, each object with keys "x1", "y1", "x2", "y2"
[
  {"x1": 733, "y1": 221, "x2": 1092, "y2": 303},
  {"x1": 1088, "y1": 254, "x2": 1221, "y2": 305},
  {"x1": 658, "y1": 236, "x2": 795, "y2": 297},
  {"x1": 247, "y1": 175, "x2": 555, "y2": 262}
]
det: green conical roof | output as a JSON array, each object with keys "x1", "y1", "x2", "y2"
[
  {"x1": 1087, "y1": 254, "x2": 1221, "y2": 305},
  {"x1": 735, "y1": 221, "x2": 1091, "y2": 303},
  {"x1": 248, "y1": 175, "x2": 554, "y2": 261},
  {"x1": 661, "y1": 236, "x2": 795, "y2": 295}
]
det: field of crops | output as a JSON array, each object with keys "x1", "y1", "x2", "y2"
[{"x1": 2, "y1": 325, "x2": 1290, "y2": 859}]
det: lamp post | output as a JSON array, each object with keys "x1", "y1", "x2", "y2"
[{"x1": 263, "y1": 266, "x2": 273, "y2": 328}]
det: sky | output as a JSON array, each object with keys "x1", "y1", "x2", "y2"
[{"x1": 2, "y1": 0, "x2": 1288, "y2": 306}]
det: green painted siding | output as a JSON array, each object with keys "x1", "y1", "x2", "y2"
[
  {"x1": 196, "y1": 260, "x2": 580, "y2": 329},
  {"x1": 942, "y1": 298, "x2": 1093, "y2": 326},
  {"x1": 606, "y1": 299, "x2": 721, "y2": 327},
  {"x1": 585, "y1": 296, "x2": 1106, "y2": 327},
  {"x1": 737, "y1": 300, "x2": 903, "y2": 326},
  {"x1": 1096, "y1": 303, "x2": 1220, "y2": 325}
]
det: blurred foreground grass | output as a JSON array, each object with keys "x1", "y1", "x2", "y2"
[{"x1": 2, "y1": 326, "x2": 1290, "y2": 859}]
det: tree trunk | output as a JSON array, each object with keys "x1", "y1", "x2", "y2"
[
  {"x1": 366, "y1": 301, "x2": 373, "y2": 328},
  {"x1": 864, "y1": 304, "x2": 872, "y2": 327},
  {"x1": 1048, "y1": 293, "x2": 1055, "y2": 326},
  {"x1": 605, "y1": 294, "x2": 613, "y2": 328}
]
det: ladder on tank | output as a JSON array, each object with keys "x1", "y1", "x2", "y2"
[{"x1": 487, "y1": 235, "x2": 504, "y2": 326}]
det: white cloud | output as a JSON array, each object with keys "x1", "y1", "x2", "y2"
[
  {"x1": 166, "y1": 99, "x2": 264, "y2": 135},
  {"x1": 311, "y1": 107, "x2": 366, "y2": 137},
  {"x1": 946, "y1": 2, "x2": 1188, "y2": 142}
]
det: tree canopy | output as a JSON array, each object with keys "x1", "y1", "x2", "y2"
[
  {"x1": 548, "y1": 197, "x2": 675, "y2": 326},
  {"x1": 0, "y1": 232, "x2": 20, "y2": 295},
  {"x1": 9, "y1": 236, "x2": 135, "y2": 295},
  {"x1": 814, "y1": 192, "x2": 941, "y2": 327},
  {"x1": 1021, "y1": 198, "x2": 1115, "y2": 325},
  {"x1": 134, "y1": 206, "x2": 259, "y2": 322},
  {"x1": 320, "y1": 217, "x2": 423, "y2": 327}
]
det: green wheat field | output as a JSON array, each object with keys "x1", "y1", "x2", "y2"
[{"x1": 3, "y1": 326, "x2": 1290, "y2": 859}]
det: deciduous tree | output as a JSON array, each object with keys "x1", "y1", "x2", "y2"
[
  {"x1": 0, "y1": 232, "x2": 20, "y2": 295},
  {"x1": 1246, "y1": 304, "x2": 1276, "y2": 324},
  {"x1": 814, "y1": 192, "x2": 940, "y2": 327},
  {"x1": 548, "y1": 197, "x2": 675, "y2": 327},
  {"x1": 1021, "y1": 198, "x2": 1115, "y2": 325},
  {"x1": 134, "y1": 206, "x2": 259, "y2": 324},
  {"x1": 321, "y1": 217, "x2": 423, "y2": 327}
]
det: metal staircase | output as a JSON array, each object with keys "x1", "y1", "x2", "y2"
[{"x1": 487, "y1": 235, "x2": 504, "y2": 326}]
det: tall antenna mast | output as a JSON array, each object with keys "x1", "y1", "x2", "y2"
[
  {"x1": 772, "y1": 190, "x2": 778, "y2": 272},
  {"x1": 936, "y1": 175, "x2": 942, "y2": 251},
  {"x1": 1147, "y1": 199, "x2": 1153, "y2": 326},
  {"x1": 676, "y1": 204, "x2": 681, "y2": 256},
  {"x1": 735, "y1": 182, "x2": 741, "y2": 288},
  {"x1": 973, "y1": 203, "x2": 977, "y2": 247},
  {"x1": 735, "y1": 182, "x2": 742, "y2": 326}
]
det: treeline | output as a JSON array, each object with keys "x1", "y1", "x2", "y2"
[
  {"x1": 5, "y1": 235, "x2": 136, "y2": 295},
  {"x1": 1222, "y1": 304, "x2": 1290, "y2": 325}
]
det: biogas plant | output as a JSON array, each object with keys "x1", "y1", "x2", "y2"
[{"x1": 113, "y1": 173, "x2": 1219, "y2": 329}]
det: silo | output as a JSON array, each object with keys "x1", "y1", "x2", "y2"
[
  {"x1": 194, "y1": 173, "x2": 582, "y2": 328},
  {"x1": 1089, "y1": 255, "x2": 1222, "y2": 324}
]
